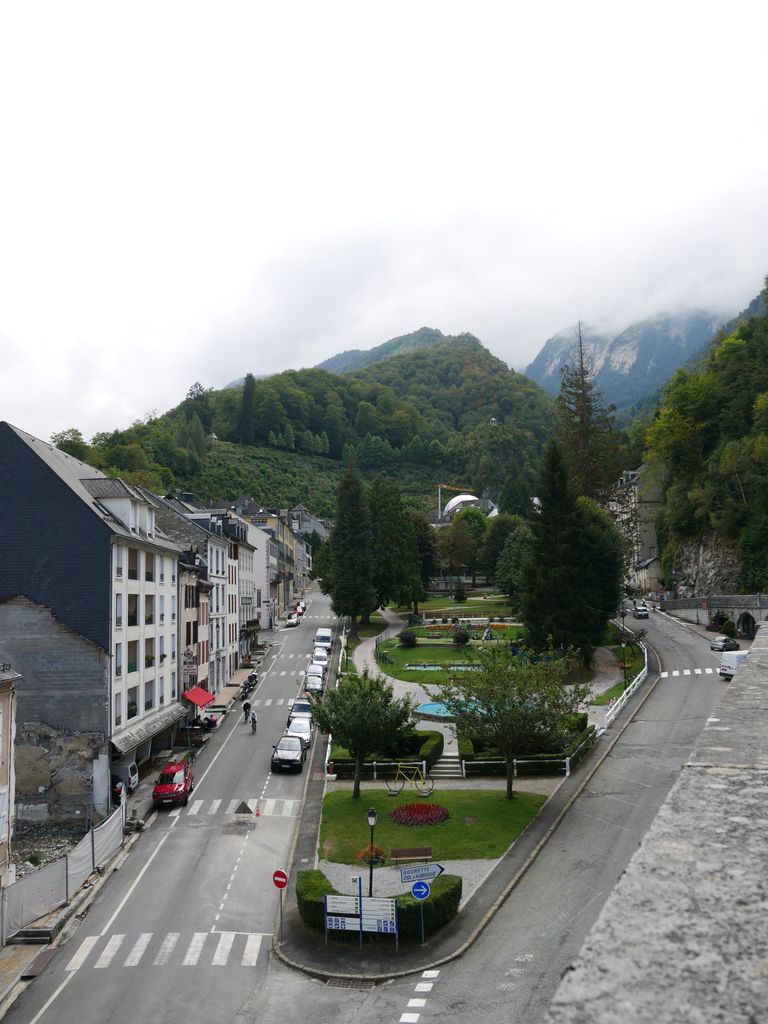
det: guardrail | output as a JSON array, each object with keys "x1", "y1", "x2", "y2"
[{"x1": 603, "y1": 642, "x2": 649, "y2": 729}]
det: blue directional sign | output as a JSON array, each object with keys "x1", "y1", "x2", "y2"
[{"x1": 411, "y1": 880, "x2": 431, "y2": 901}]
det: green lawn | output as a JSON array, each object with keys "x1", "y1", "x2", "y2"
[
  {"x1": 319, "y1": 788, "x2": 547, "y2": 863},
  {"x1": 591, "y1": 646, "x2": 645, "y2": 704},
  {"x1": 393, "y1": 594, "x2": 515, "y2": 619},
  {"x1": 375, "y1": 638, "x2": 479, "y2": 684}
]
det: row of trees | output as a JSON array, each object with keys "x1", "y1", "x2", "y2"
[{"x1": 313, "y1": 466, "x2": 438, "y2": 634}]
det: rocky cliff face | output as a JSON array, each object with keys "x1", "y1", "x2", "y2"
[
  {"x1": 525, "y1": 310, "x2": 726, "y2": 412},
  {"x1": 671, "y1": 535, "x2": 742, "y2": 596}
]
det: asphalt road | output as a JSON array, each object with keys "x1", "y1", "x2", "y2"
[{"x1": 5, "y1": 605, "x2": 729, "y2": 1024}]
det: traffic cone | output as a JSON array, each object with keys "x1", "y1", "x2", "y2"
[{"x1": 254, "y1": 801, "x2": 260, "y2": 817}]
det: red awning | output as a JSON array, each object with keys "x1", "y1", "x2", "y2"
[{"x1": 182, "y1": 686, "x2": 215, "y2": 708}]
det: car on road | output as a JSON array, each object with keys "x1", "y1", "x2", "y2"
[
  {"x1": 271, "y1": 736, "x2": 306, "y2": 772},
  {"x1": 291, "y1": 697, "x2": 314, "y2": 717},
  {"x1": 710, "y1": 635, "x2": 740, "y2": 652},
  {"x1": 285, "y1": 613, "x2": 300, "y2": 628},
  {"x1": 633, "y1": 605, "x2": 649, "y2": 618},
  {"x1": 112, "y1": 760, "x2": 139, "y2": 794},
  {"x1": 311, "y1": 648, "x2": 329, "y2": 671},
  {"x1": 152, "y1": 760, "x2": 194, "y2": 808},
  {"x1": 285, "y1": 716, "x2": 313, "y2": 749}
]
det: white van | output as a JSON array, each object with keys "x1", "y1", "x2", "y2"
[
  {"x1": 314, "y1": 627, "x2": 333, "y2": 652},
  {"x1": 719, "y1": 650, "x2": 749, "y2": 679}
]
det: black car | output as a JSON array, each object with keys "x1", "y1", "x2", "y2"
[
  {"x1": 710, "y1": 635, "x2": 740, "y2": 652},
  {"x1": 271, "y1": 736, "x2": 306, "y2": 773}
]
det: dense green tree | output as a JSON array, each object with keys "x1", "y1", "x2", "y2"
[
  {"x1": 575, "y1": 497, "x2": 626, "y2": 641},
  {"x1": 437, "y1": 517, "x2": 475, "y2": 578},
  {"x1": 236, "y1": 374, "x2": 256, "y2": 445},
  {"x1": 403, "y1": 509, "x2": 438, "y2": 613},
  {"x1": 311, "y1": 670, "x2": 414, "y2": 798},
  {"x1": 368, "y1": 477, "x2": 420, "y2": 613},
  {"x1": 453, "y1": 506, "x2": 488, "y2": 583},
  {"x1": 478, "y1": 513, "x2": 518, "y2": 577},
  {"x1": 494, "y1": 517, "x2": 533, "y2": 612},
  {"x1": 438, "y1": 644, "x2": 590, "y2": 798},
  {"x1": 553, "y1": 323, "x2": 622, "y2": 501},
  {"x1": 519, "y1": 440, "x2": 588, "y2": 657},
  {"x1": 50, "y1": 428, "x2": 91, "y2": 461},
  {"x1": 327, "y1": 462, "x2": 376, "y2": 637}
]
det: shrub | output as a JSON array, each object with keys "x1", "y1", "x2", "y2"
[
  {"x1": 398, "y1": 628, "x2": 417, "y2": 648},
  {"x1": 357, "y1": 843, "x2": 386, "y2": 864},
  {"x1": 296, "y1": 869, "x2": 462, "y2": 939},
  {"x1": 721, "y1": 618, "x2": 737, "y2": 638},
  {"x1": 452, "y1": 627, "x2": 470, "y2": 647},
  {"x1": 453, "y1": 579, "x2": 466, "y2": 602},
  {"x1": 418, "y1": 730, "x2": 444, "y2": 767},
  {"x1": 458, "y1": 736, "x2": 475, "y2": 761},
  {"x1": 389, "y1": 802, "x2": 450, "y2": 826}
]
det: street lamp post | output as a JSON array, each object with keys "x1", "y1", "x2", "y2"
[
  {"x1": 367, "y1": 807, "x2": 377, "y2": 897},
  {"x1": 620, "y1": 605, "x2": 628, "y2": 691}
]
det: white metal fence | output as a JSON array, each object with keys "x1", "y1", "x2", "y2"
[{"x1": 2, "y1": 802, "x2": 126, "y2": 943}]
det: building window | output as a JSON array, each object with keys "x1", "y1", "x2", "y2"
[
  {"x1": 144, "y1": 680, "x2": 155, "y2": 711},
  {"x1": 159, "y1": 676, "x2": 165, "y2": 705},
  {"x1": 145, "y1": 552, "x2": 155, "y2": 582},
  {"x1": 127, "y1": 640, "x2": 138, "y2": 674},
  {"x1": 115, "y1": 692, "x2": 122, "y2": 727},
  {"x1": 115, "y1": 546, "x2": 124, "y2": 578},
  {"x1": 144, "y1": 596, "x2": 154, "y2": 625},
  {"x1": 115, "y1": 593, "x2": 123, "y2": 629},
  {"x1": 115, "y1": 643, "x2": 123, "y2": 677},
  {"x1": 257, "y1": 588, "x2": 261, "y2": 607},
  {"x1": 159, "y1": 635, "x2": 166, "y2": 661},
  {"x1": 171, "y1": 671, "x2": 177, "y2": 699},
  {"x1": 172, "y1": 634, "x2": 177, "y2": 661},
  {"x1": 159, "y1": 595, "x2": 165, "y2": 624},
  {"x1": 127, "y1": 686, "x2": 139, "y2": 719},
  {"x1": 160, "y1": 557, "x2": 165, "y2": 583}
]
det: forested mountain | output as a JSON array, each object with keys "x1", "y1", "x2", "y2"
[
  {"x1": 646, "y1": 279, "x2": 768, "y2": 589},
  {"x1": 526, "y1": 310, "x2": 725, "y2": 412},
  {"x1": 316, "y1": 326, "x2": 445, "y2": 373},
  {"x1": 51, "y1": 333, "x2": 553, "y2": 517}
]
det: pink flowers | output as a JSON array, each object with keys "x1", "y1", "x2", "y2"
[{"x1": 390, "y1": 803, "x2": 450, "y2": 826}]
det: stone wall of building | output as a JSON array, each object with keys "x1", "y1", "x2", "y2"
[{"x1": 0, "y1": 598, "x2": 109, "y2": 822}]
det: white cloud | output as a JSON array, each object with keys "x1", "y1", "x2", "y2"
[{"x1": 0, "y1": 0, "x2": 766, "y2": 439}]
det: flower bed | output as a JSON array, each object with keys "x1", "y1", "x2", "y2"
[{"x1": 390, "y1": 802, "x2": 450, "y2": 826}]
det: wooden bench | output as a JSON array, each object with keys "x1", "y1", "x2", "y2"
[{"x1": 390, "y1": 847, "x2": 432, "y2": 865}]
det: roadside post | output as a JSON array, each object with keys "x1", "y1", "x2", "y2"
[
  {"x1": 273, "y1": 868, "x2": 288, "y2": 943},
  {"x1": 411, "y1": 880, "x2": 431, "y2": 945}
]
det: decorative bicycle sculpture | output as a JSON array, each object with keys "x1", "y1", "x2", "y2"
[{"x1": 385, "y1": 763, "x2": 435, "y2": 796}]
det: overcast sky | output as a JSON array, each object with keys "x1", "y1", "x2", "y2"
[{"x1": 2, "y1": 1, "x2": 766, "y2": 442}]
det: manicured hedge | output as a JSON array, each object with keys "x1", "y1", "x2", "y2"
[
  {"x1": 460, "y1": 723, "x2": 596, "y2": 776},
  {"x1": 296, "y1": 869, "x2": 462, "y2": 939},
  {"x1": 329, "y1": 730, "x2": 444, "y2": 777}
]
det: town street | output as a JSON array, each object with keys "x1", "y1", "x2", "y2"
[{"x1": 4, "y1": 604, "x2": 730, "y2": 1024}]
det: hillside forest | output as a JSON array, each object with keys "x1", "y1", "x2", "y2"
[{"x1": 48, "y1": 279, "x2": 768, "y2": 592}]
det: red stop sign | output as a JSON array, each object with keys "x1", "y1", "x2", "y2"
[{"x1": 273, "y1": 869, "x2": 288, "y2": 889}]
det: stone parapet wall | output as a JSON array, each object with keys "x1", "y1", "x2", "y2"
[{"x1": 546, "y1": 622, "x2": 768, "y2": 1022}]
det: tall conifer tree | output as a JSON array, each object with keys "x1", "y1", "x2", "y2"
[
  {"x1": 328, "y1": 461, "x2": 376, "y2": 637},
  {"x1": 236, "y1": 373, "x2": 256, "y2": 445}
]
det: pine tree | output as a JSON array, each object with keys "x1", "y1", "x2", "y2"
[
  {"x1": 368, "y1": 477, "x2": 418, "y2": 613},
  {"x1": 554, "y1": 322, "x2": 620, "y2": 501},
  {"x1": 328, "y1": 462, "x2": 376, "y2": 637}
]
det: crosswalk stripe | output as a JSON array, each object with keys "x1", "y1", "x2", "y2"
[
  {"x1": 705, "y1": 667, "x2": 714, "y2": 674},
  {"x1": 209, "y1": 799, "x2": 222, "y2": 814},
  {"x1": 169, "y1": 806, "x2": 181, "y2": 817},
  {"x1": 124, "y1": 933, "x2": 152, "y2": 966},
  {"x1": 694, "y1": 668, "x2": 702, "y2": 674},
  {"x1": 241, "y1": 934, "x2": 262, "y2": 966},
  {"x1": 660, "y1": 671, "x2": 668, "y2": 677},
  {"x1": 277, "y1": 698, "x2": 284, "y2": 705},
  {"x1": 66, "y1": 935, "x2": 99, "y2": 971},
  {"x1": 95, "y1": 934, "x2": 125, "y2": 968},
  {"x1": 287, "y1": 698, "x2": 295, "y2": 706},
  {"x1": 672, "y1": 670, "x2": 680, "y2": 677},
  {"x1": 183, "y1": 932, "x2": 208, "y2": 966},
  {"x1": 188, "y1": 800, "x2": 203, "y2": 815},
  {"x1": 265, "y1": 698, "x2": 273, "y2": 706},
  {"x1": 212, "y1": 932, "x2": 235, "y2": 966},
  {"x1": 226, "y1": 799, "x2": 239, "y2": 814},
  {"x1": 262, "y1": 799, "x2": 276, "y2": 815},
  {"x1": 280, "y1": 671, "x2": 286, "y2": 676},
  {"x1": 683, "y1": 669, "x2": 691, "y2": 676},
  {"x1": 153, "y1": 932, "x2": 180, "y2": 965}
]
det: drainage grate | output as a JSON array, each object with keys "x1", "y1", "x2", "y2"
[{"x1": 326, "y1": 978, "x2": 376, "y2": 990}]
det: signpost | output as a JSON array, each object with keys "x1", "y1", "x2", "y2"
[
  {"x1": 411, "y1": 879, "x2": 431, "y2": 946},
  {"x1": 399, "y1": 863, "x2": 444, "y2": 884},
  {"x1": 325, "y1": 876, "x2": 399, "y2": 951},
  {"x1": 273, "y1": 869, "x2": 288, "y2": 943}
]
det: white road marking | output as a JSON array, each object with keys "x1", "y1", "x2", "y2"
[
  {"x1": 153, "y1": 932, "x2": 180, "y2": 965},
  {"x1": 421, "y1": 969, "x2": 439, "y2": 978},
  {"x1": 209, "y1": 799, "x2": 222, "y2": 814},
  {"x1": 683, "y1": 669, "x2": 691, "y2": 675},
  {"x1": 408, "y1": 999, "x2": 427, "y2": 1007},
  {"x1": 672, "y1": 670, "x2": 680, "y2": 677},
  {"x1": 265, "y1": 698, "x2": 273, "y2": 706},
  {"x1": 183, "y1": 932, "x2": 208, "y2": 965},
  {"x1": 188, "y1": 800, "x2": 203, "y2": 815},
  {"x1": 66, "y1": 935, "x2": 99, "y2": 971},
  {"x1": 94, "y1": 934, "x2": 124, "y2": 968},
  {"x1": 695, "y1": 668, "x2": 702, "y2": 674},
  {"x1": 414, "y1": 982, "x2": 433, "y2": 992},
  {"x1": 124, "y1": 932, "x2": 152, "y2": 966},
  {"x1": 705, "y1": 667, "x2": 714, "y2": 674},
  {"x1": 242, "y1": 934, "x2": 262, "y2": 966},
  {"x1": 212, "y1": 932, "x2": 235, "y2": 966},
  {"x1": 660, "y1": 671, "x2": 668, "y2": 677}
]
